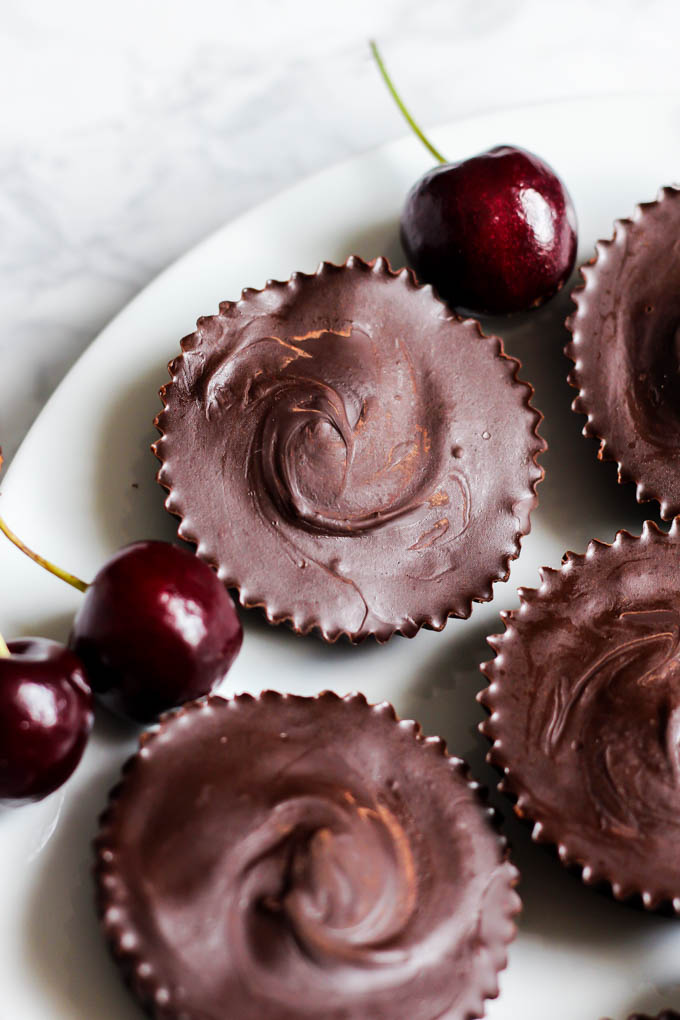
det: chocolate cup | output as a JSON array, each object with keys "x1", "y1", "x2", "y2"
[
  {"x1": 95, "y1": 691, "x2": 520, "y2": 1020},
  {"x1": 566, "y1": 187, "x2": 680, "y2": 520},
  {"x1": 153, "y1": 256, "x2": 545, "y2": 643},
  {"x1": 479, "y1": 520, "x2": 680, "y2": 914}
]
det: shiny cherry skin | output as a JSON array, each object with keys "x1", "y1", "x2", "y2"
[
  {"x1": 69, "y1": 541, "x2": 243, "y2": 722},
  {"x1": 0, "y1": 638, "x2": 93, "y2": 804},
  {"x1": 401, "y1": 144, "x2": 578, "y2": 315}
]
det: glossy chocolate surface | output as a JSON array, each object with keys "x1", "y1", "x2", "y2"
[
  {"x1": 480, "y1": 522, "x2": 680, "y2": 910},
  {"x1": 96, "y1": 692, "x2": 519, "y2": 1020},
  {"x1": 154, "y1": 257, "x2": 544, "y2": 642},
  {"x1": 567, "y1": 187, "x2": 680, "y2": 519}
]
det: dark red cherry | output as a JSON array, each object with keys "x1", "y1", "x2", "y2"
[
  {"x1": 400, "y1": 144, "x2": 578, "y2": 314},
  {"x1": 0, "y1": 638, "x2": 93, "y2": 804},
  {"x1": 0, "y1": 511, "x2": 244, "y2": 725},
  {"x1": 371, "y1": 42, "x2": 578, "y2": 314},
  {"x1": 69, "y1": 541, "x2": 242, "y2": 722}
]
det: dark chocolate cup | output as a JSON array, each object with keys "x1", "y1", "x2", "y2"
[
  {"x1": 95, "y1": 691, "x2": 520, "y2": 1020},
  {"x1": 566, "y1": 186, "x2": 680, "y2": 520},
  {"x1": 153, "y1": 256, "x2": 545, "y2": 643},
  {"x1": 479, "y1": 520, "x2": 680, "y2": 914}
]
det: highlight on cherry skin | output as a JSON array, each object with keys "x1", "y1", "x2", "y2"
[
  {"x1": 0, "y1": 635, "x2": 93, "y2": 805},
  {"x1": 371, "y1": 41, "x2": 578, "y2": 314},
  {"x1": 0, "y1": 513, "x2": 243, "y2": 727}
]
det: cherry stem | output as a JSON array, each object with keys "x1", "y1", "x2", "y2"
[
  {"x1": 0, "y1": 513, "x2": 89, "y2": 593},
  {"x1": 369, "y1": 40, "x2": 446, "y2": 166},
  {"x1": 0, "y1": 633, "x2": 9, "y2": 659}
]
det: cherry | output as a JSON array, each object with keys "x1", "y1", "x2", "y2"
[
  {"x1": 0, "y1": 636, "x2": 93, "y2": 804},
  {"x1": 372, "y1": 42, "x2": 578, "y2": 314},
  {"x1": 400, "y1": 146, "x2": 578, "y2": 314},
  {"x1": 0, "y1": 516, "x2": 243, "y2": 723},
  {"x1": 69, "y1": 541, "x2": 243, "y2": 722}
]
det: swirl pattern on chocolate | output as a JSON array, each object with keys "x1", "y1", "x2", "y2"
[
  {"x1": 96, "y1": 692, "x2": 520, "y2": 1020},
  {"x1": 480, "y1": 521, "x2": 680, "y2": 911},
  {"x1": 154, "y1": 257, "x2": 544, "y2": 641},
  {"x1": 567, "y1": 186, "x2": 680, "y2": 519}
]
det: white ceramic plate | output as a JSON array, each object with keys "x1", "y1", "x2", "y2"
[{"x1": 2, "y1": 96, "x2": 680, "y2": 1020}]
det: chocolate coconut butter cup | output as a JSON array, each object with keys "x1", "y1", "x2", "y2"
[
  {"x1": 566, "y1": 186, "x2": 680, "y2": 519},
  {"x1": 95, "y1": 691, "x2": 520, "y2": 1020},
  {"x1": 153, "y1": 256, "x2": 545, "y2": 643},
  {"x1": 479, "y1": 520, "x2": 680, "y2": 913}
]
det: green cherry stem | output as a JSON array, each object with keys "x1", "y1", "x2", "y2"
[
  {"x1": 0, "y1": 513, "x2": 89, "y2": 593},
  {"x1": 369, "y1": 40, "x2": 447, "y2": 166},
  {"x1": 0, "y1": 632, "x2": 10, "y2": 658}
]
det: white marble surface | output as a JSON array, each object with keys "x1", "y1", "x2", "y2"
[{"x1": 2, "y1": 0, "x2": 680, "y2": 469}]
